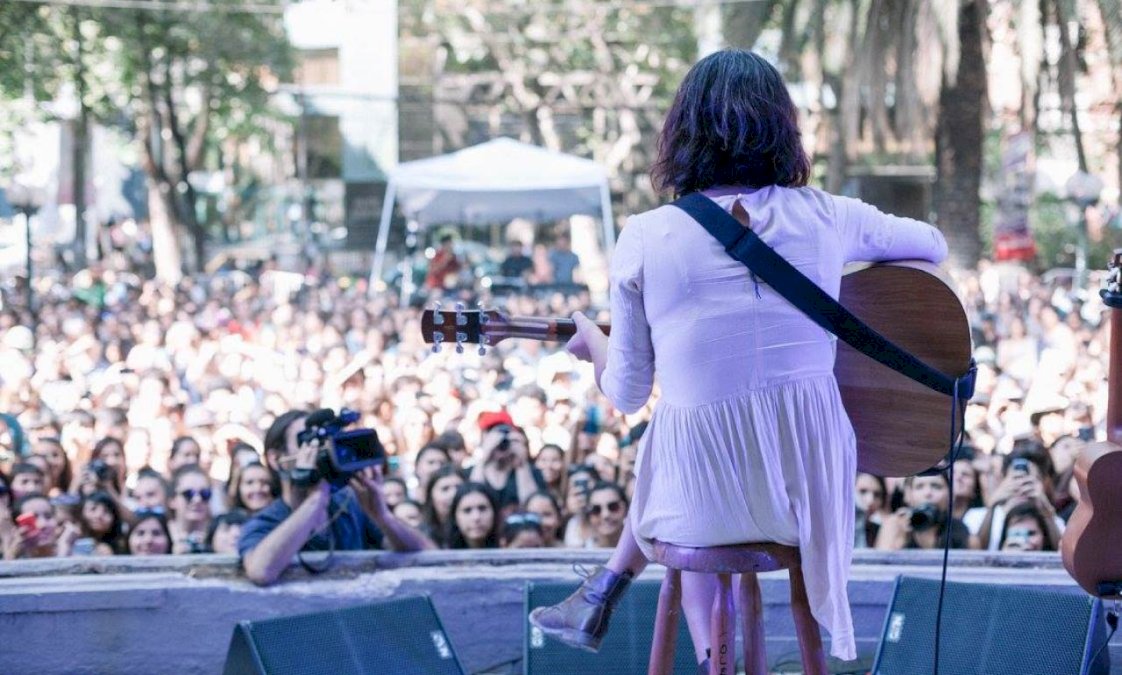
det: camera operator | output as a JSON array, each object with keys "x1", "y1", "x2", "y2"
[
  {"x1": 240, "y1": 410, "x2": 434, "y2": 586},
  {"x1": 469, "y1": 412, "x2": 547, "y2": 517},
  {"x1": 874, "y1": 473, "x2": 972, "y2": 550}
]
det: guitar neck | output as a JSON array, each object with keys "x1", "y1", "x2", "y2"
[
  {"x1": 1109, "y1": 306, "x2": 1122, "y2": 445},
  {"x1": 498, "y1": 316, "x2": 612, "y2": 342}
]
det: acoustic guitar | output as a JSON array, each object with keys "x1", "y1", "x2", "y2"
[
  {"x1": 1062, "y1": 250, "x2": 1122, "y2": 598},
  {"x1": 422, "y1": 260, "x2": 973, "y2": 477}
]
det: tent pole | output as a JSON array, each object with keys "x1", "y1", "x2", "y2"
[
  {"x1": 369, "y1": 180, "x2": 397, "y2": 298},
  {"x1": 599, "y1": 181, "x2": 615, "y2": 256}
]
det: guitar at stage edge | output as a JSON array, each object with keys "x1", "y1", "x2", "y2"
[{"x1": 1062, "y1": 249, "x2": 1122, "y2": 599}]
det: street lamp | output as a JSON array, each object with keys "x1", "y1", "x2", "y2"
[{"x1": 6, "y1": 178, "x2": 47, "y2": 348}]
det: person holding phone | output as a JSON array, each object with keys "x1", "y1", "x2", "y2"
[
  {"x1": 998, "y1": 502, "x2": 1056, "y2": 552},
  {"x1": 964, "y1": 448, "x2": 1064, "y2": 551},
  {"x1": 3, "y1": 493, "x2": 81, "y2": 559},
  {"x1": 239, "y1": 410, "x2": 434, "y2": 586}
]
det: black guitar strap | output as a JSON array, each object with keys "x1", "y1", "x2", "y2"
[{"x1": 672, "y1": 192, "x2": 976, "y2": 401}]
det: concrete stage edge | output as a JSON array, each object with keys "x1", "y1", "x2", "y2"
[{"x1": 0, "y1": 549, "x2": 1118, "y2": 674}]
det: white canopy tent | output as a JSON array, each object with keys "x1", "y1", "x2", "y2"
[{"x1": 369, "y1": 137, "x2": 615, "y2": 288}]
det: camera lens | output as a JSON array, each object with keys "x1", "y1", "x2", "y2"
[{"x1": 909, "y1": 504, "x2": 941, "y2": 531}]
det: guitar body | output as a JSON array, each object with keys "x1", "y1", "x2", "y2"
[
  {"x1": 836, "y1": 260, "x2": 973, "y2": 476},
  {"x1": 1062, "y1": 441, "x2": 1122, "y2": 596},
  {"x1": 1061, "y1": 258, "x2": 1122, "y2": 598}
]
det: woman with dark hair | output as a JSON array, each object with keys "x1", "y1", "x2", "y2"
[
  {"x1": 206, "y1": 509, "x2": 250, "y2": 554},
  {"x1": 89, "y1": 437, "x2": 127, "y2": 494},
  {"x1": 168, "y1": 436, "x2": 202, "y2": 474},
  {"x1": 31, "y1": 437, "x2": 72, "y2": 497},
  {"x1": 534, "y1": 49, "x2": 948, "y2": 666},
  {"x1": 561, "y1": 463, "x2": 600, "y2": 548},
  {"x1": 412, "y1": 444, "x2": 451, "y2": 501},
  {"x1": 855, "y1": 472, "x2": 889, "y2": 548},
  {"x1": 533, "y1": 443, "x2": 567, "y2": 503},
  {"x1": 422, "y1": 465, "x2": 465, "y2": 547},
  {"x1": 127, "y1": 510, "x2": 172, "y2": 556},
  {"x1": 225, "y1": 442, "x2": 263, "y2": 507},
  {"x1": 232, "y1": 463, "x2": 280, "y2": 514},
  {"x1": 446, "y1": 482, "x2": 499, "y2": 550},
  {"x1": 501, "y1": 511, "x2": 545, "y2": 548},
  {"x1": 999, "y1": 502, "x2": 1057, "y2": 552},
  {"x1": 79, "y1": 491, "x2": 124, "y2": 555},
  {"x1": 523, "y1": 490, "x2": 564, "y2": 548}
]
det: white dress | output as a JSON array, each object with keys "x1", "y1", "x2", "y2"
[{"x1": 600, "y1": 185, "x2": 948, "y2": 661}]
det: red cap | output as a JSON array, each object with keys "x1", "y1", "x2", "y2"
[{"x1": 478, "y1": 410, "x2": 514, "y2": 431}]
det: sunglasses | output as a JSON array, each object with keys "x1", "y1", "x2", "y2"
[
  {"x1": 587, "y1": 500, "x2": 623, "y2": 518},
  {"x1": 567, "y1": 464, "x2": 597, "y2": 477},
  {"x1": 179, "y1": 488, "x2": 212, "y2": 503},
  {"x1": 134, "y1": 506, "x2": 167, "y2": 519},
  {"x1": 504, "y1": 512, "x2": 542, "y2": 528}
]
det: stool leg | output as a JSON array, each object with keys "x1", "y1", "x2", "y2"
[
  {"x1": 739, "y1": 572, "x2": 768, "y2": 675},
  {"x1": 648, "y1": 568, "x2": 682, "y2": 675},
  {"x1": 710, "y1": 573, "x2": 735, "y2": 675},
  {"x1": 789, "y1": 565, "x2": 828, "y2": 675}
]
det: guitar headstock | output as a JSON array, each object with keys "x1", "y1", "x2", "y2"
[
  {"x1": 1103, "y1": 249, "x2": 1122, "y2": 309},
  {"x1": 421, "y1": 303, "x2": 509, "y2": 355}
]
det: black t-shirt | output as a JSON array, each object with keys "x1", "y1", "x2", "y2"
[
  {"x1": 489, "y1": 466, "x2": 548, "y2": 513},
  {"x1": 500, "y1": 255, "x2": 533, "y2": 279}
]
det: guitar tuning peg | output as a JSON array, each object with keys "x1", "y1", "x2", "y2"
[
  {"x1": 477, "y1": 345, "x2": 486, "y2": 356},
  {"x1": 431, "y1": 333, "x2": 444, "y2": 353},
  {"x1": 431, "y1": 344, "x2": 442, "y2": 354},
  {"x1": 432, "y1": 302, "x2": 444, "y2": 325},
  {"x1": 456, "y1": 344, "x2": 465, "y2": 354},
  {"x1": 455, "y1": 302, "x2": 467, "y2": 326}
]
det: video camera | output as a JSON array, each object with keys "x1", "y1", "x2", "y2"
[{"x1": 290, "y1": 408, "x2": 385, "y2": 488}]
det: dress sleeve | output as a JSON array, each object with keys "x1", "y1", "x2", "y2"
[
  {"x1": 600, "y1": 215, "x2": 655, "y2": 414},
  {"x1": 832, "y1": 194, "x2": 948, "y2": 264}
]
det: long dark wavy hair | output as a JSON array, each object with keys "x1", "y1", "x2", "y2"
[
  {"x1": 651, "y1": 49, "x2": 811, "y2": 196},
  {"x1": 445, "y1": 482, "x2": 500, "y2": 550}
]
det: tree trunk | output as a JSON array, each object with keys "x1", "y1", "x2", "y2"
[
  {"x1": 934, "y1": 0, "x2": 986, "y2": 268},
  {"x1": 722, "y1": 0, "x2": 776, "y2": 49},
  {"x1": 1053, "y1": 0, "x2": 1088, "y2": 173},
  {"x1": 71, "y1": 6, "x2": 89, "y2": 269},
  {"x1": 148, "y1": 182, "x2": 182, "y2": 284}
]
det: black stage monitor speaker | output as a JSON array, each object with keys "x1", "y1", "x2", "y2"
[
  {"x1": 223, "y1": 594, "x2": 464, "y2": 675},
  {"x1": 525, "y1": 579, "x2": 698, "y2": 674},
  {"x1": 873, "y1": 576, "x2": 1109, "y2": 675}
]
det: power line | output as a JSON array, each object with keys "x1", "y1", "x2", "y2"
[{"x1": 6, "y1": 0, "x2": 287, "y2": 14}]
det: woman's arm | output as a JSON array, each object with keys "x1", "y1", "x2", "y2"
[
  {"x1": 577, "y1": 217, "x2": 654, "y2": 413},
  {"x1": 833, "y1": 195, "x2": 949, "y2": 265}
]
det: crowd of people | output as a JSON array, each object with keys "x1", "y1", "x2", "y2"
[{"x1": 0, "y1": 230, "x2": 1110, "y2": 575}]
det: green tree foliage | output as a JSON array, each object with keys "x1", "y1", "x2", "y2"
[{"x1": 0, "y1": 2, "x2": 293, "y2": 275}]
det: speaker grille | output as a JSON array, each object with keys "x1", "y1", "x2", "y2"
[
  {"x1": 874, "y1": 577, "x2": 1101, "y2": 675},
  {"x1": 526, "y1": 580, "x2": 699, "y2": 674},
  {"x1": 235, "y1": 596, "x2": 463, "y2": 675}
]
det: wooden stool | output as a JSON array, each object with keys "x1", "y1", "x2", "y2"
[{"x1": 647, "y1": 540, "x2": 828, "y2": 675}]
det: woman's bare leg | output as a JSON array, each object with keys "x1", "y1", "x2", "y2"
[
  {"x1": 681, "y1": 571, "x2": 717, "y2": 665},
  {"x1": 604, "y1": 518, "x2": 650, "y2": 576}
]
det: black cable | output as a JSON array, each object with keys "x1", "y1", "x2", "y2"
[
  {"x1": 297, "y1": 497, "x2": 348, "y2": 575},
  {"x1": 933, "y1": 378, "x2": 967, "y2": 675},
  {"x1": 1089, "y1": 609, "x2": 1118, "y2": 668}
]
